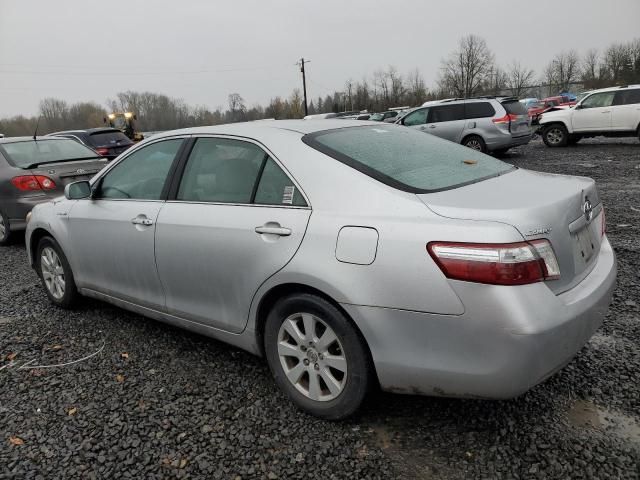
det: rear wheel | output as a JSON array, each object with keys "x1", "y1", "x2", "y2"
[
  {"x1": 542, "y1": 124, "x2": 569, "y2": 147},
  {"x1": 0, "y1": 211, "x2": 13, "y2": 246},
  {"x1": 462, "y1": 135, "x2": 486, "y2": 153},
  {"x1": 264, "y1": 293, "x2": 372, "y2": 420},
  {"x1": 36, "y1": 236, "x2": 78, "y2": 308}
]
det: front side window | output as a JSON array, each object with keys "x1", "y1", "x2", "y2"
[
  {"x1": 428, "y1": 104, "x2": 465, "y2": 123},
  {"x1": 303, "y1": 125, "x2": 514, "y2": 193},
  {"x1": 580, "y1": 92, "x2": 615, "y2": 109},
  {"x1": 403, "y1": 108, "x2": 429, "y2": 126},
  {"x1": 98, "y1": 139, "x2": 182, "y2": 200}
]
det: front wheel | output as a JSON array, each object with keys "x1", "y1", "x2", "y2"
[
  {"x1": 462, "y1": 135, "x2": 487, "y2": 153},
  {"x1": 36, "y1": 236, "x2": 78, "y2": 308},
  {"x1": 264, "y1": 293, "x2": 372, "y2": 420},
  {"x1": 542, "y1": 124, "x2": 569, "y2": 147}
]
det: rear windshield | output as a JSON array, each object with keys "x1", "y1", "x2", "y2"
[
  {"x1": 501, "y1": 100, "x2": 528, "y2": 115},
  {"x1": 0, "y1": 138, "x2": 99, "y2": 168},
  {"x1": 302, "y1": 125, "x2": 514, "y2": 193},
  {"x1": 89, "y1": 130, "x2": 132, "y2": 147}
]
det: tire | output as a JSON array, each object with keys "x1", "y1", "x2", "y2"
[
  {"x1": 462, "y1": 135, "x2": 487, "y2": 153},
  {"x1": 0, "y1": 210, "x2": 13, "y2": 246},
  {"x1": 542, "y1": 124, "x2": 569, "y2": 147},
  {"x1": 36, "y1": 236, "x2": 78, "y2": 308},
  {"x1": 264, "y1": 293, "x2": 372, "y2": 420}
]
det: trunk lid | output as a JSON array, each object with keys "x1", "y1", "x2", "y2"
[
  {"x1": 418, "y1": 168, "x2": 603, "y2": 294},
  {"x1": 27, "y1": 158, "x2": 108, "y2": 196}
]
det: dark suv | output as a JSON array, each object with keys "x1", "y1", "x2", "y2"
[{"x1": 48, "y1": 128, "x2": 133, "y2": 160}]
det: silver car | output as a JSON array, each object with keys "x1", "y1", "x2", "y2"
[
  {"x1": 397, "y1": 97, "x2": 532, "y2": 154},
  {"x1": 25, "y1": 120, "x2": 616, "y2": 420}
]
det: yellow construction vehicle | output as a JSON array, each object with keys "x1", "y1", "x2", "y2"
[{"x1": 104, "y1": 112, "x2": 144, "y2": 142}]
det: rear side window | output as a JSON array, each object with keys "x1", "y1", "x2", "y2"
[
  {"x1": 177, "y1": 138, "x2": 265, "y2": 204},
  {"x1": 303, "y1": 125, "x2": 514, "y2": 193},
  {"x1": 254, "y1": 158, "x2": 307, "y2": 206},
  {"x1": 501, "y1": 101, "x2": 528, "y2": 115},
  {"x1": 613, "y1": 89, "x2": 640, "y2": 106},
  {"x1": 465, "y1": 102, "x2": 496, "y2": 119},
  {"x1": 89, "y1": 131, "x2": 133, "y2": 147},
  {"x1": 428, "y1": 104, "x2": 464, "y2": 123}
]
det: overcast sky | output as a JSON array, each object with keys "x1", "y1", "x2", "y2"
[{"x1": 1, "y1": 0, "x2": 639, "y2": 117}]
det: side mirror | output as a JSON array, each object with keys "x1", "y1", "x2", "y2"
[{"x1": 64, "y1": 180, "x2": 92, "y2": 200}]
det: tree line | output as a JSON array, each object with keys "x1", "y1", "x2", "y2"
[{"x1": 1, "y1": 35, "x2": 638, "y2": 137}]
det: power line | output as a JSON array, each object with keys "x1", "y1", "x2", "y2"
[{"x1": 0, "y1": 64, "x2": 290, "y2": 77}]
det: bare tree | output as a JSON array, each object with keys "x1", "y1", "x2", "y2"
[
  {"x1": 227, "y1": 93, "x2": 246, "y2": 122},
  {"x1": 387, "y1": 66, "x2": 405, "y2": 106},
  {"x1": 505, "y1": 61, "x2": 535, "y2": 97},
  {"x1": 438, "y1": 35, "x2": 495, "y2": 97},
  {"x1": 581, "y1": 48, "x2": 599, "y2": 84},
  {"x1": 406, "y1": 68, "x2": 428, "y2": 106},
  {"x1": 39, "y1": 98, "x2": 69, "y2": 131},
  {"x1": 544, "y1": 50, "x2": 580, "y2": 92}
]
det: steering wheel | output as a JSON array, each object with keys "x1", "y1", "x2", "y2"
[{"x1": 101, "y1": 186, "x2": 131, "y2": 199}]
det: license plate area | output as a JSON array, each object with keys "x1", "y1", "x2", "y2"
[{"x1": 574, "y1": 225, "x2": 596, "y2": 262}]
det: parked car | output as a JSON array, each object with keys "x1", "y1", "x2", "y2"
[
  {"x1": 397, "y1": 97, "x2": 532, "y2": 153},
  {"x1": 369, "y1": 110, "x2": 404, "y2": 122},
  {"x1": 48, "y1": 127, "x2": 134, "y2": 160},
  {"x1": 539, "y1": 85, "x2": 640, "y2": 147},
  {"x1": 519, "y1": 97, "x2": 540, "y2": 109},
  {"x1": 0, "y1": 136, "x2": 108, "y2": 244},
  {"x1": 527, "y1": 96, "x2": 575, "y2": 124},
  {"x1": 25, "y1": 120, "x2": 615, "y2": 419}
]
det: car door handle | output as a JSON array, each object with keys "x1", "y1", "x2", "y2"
[
  {"x1": 601, "y1": 111, "x2": 610, "y2": 113},
  {"x1": 131, "y1": 217, "x2": 153, "y2": 226},
  {"x1": 428, "y1": 125, "x2": 436, "y2": 129},
  {"x1": 255, "y1": 225, "x2": 291, "y2": 236}
]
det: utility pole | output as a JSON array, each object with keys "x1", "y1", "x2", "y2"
[{"x1": 298, "y1": 58, "x2": 310, "y2": 116}]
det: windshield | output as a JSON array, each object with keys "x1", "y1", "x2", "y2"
[
  {"x1": 0, "y1": 138, "x2": 99, "y2": 168},
  {"x1": 89, "y1": 130, "x2": 133, "y2": 147},
  {"x1": 302, "y1": 125, "x2": 515, "y2": 193},
  {"x1": 368, "y1": 113, "x2": 384, "y2": 121}
]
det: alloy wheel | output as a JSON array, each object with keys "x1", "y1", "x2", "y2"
[
  {"x1": 0, "y1": 214, "x2": 6, "y2": 240},
  {"x1": 277, "y1": 312, "x2": 348, "y2": 402},
  {"x1": 41, "y1": 247, "x2": 65, "y2": 300},
  {"x1": 546, "y1": 128, "x2": 564, "y2": 145},
  {"x1": 465, "y1": 139, "x2": 483, "y2": 151}
]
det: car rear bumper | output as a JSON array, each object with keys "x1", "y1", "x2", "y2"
[
  {"x1": 486, "y1": 132, "x2": 532, "y2": 151},
  {"x1": 2, "y1": 195, "x2": 53, "y2": 232},
  {"x1": 342, "y1": 236, "x2": 616, "y2": 399}
]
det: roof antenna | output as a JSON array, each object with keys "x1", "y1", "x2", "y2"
[{"x1": 33, "y1": 116, "x2": 41, "y2": 141}]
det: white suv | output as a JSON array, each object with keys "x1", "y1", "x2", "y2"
[{"x1": 539, "y1": 85, "x2": 640, "y2": 147}]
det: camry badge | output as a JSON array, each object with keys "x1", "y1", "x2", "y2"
[
  {"x1": 525, "y1": 227, "x2": 552, "y2": 236},
  {"x1": 582, "y1": 199, "x2": 594, "y2": 222}
]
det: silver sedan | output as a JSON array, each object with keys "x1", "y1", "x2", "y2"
[{"x1": 25, "y1": 120, "x2": 616, "y2": 419}]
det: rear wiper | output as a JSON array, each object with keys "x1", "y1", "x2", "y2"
[{"x1": 23, "y1": 156, "x2": 104, "y2": 169}]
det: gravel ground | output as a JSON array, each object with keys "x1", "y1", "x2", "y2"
[{"x1": 1, "y1": 137, "x2": 639, "y2": 479}]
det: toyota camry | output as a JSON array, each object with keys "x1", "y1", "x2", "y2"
[{"x1": 25, "y1": 120, "x2": 616, "y2": 419}]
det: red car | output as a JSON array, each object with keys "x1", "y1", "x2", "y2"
[{"x1": 528, "y1": 96, "x2": 576, "y2": 124}]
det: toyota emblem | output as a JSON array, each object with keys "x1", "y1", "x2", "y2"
[{"x1": 582, "y1": 199, "x2": 594, "y2": 222}]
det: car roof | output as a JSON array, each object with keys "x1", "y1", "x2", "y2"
[
  {"x1": 0, "y1": 136, "x2": 73, "y2": 145},
  {"x1": 583, "y1": 84, "x2": 640, "y2": 95},
  {"x1": 151, "y1": 119, "x2": 378, "y2": 141},
  {"x1": 49, "y1": 127, "x2": 121, "y2": 135}
]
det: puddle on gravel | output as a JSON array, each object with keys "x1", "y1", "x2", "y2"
[{"x1": 568, "y1": 400, "x2": 640, "y2": 444}]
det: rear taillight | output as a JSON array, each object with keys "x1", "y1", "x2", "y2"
[
  {"x1": 492, "y1": 113, "x2": 519, "y2": 124},
  {"x1": 11, "y1": 175, "x2": 57, "y2": 191},
  {"x1": 427, "y1": 240, "x2": 560, "y2": 286},
  {"x1": 95, "y1": 148, "x2": 109, "y2": 156}
]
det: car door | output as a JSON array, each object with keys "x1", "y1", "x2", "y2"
[
  {"x1": 154, "y1": 136, "x2": 311, "y2": 333},
  {"x1": 424, "y1": 104, "x2": 466, "y2": 142},
  {"x1": 611, "y1": 89, "x2": 640, "y2": 131},
  {"x1": 572, "y1": 91, "x2": 615, "y2": 132},
  {"x1": 67, "y1": 137, "x2": 186, "y2": 308}
]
